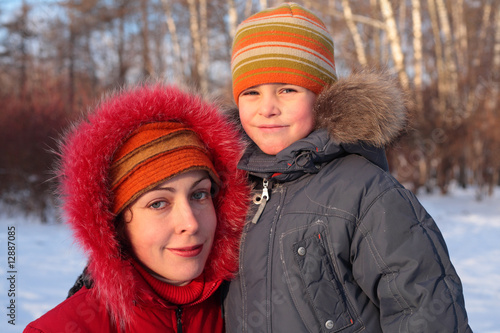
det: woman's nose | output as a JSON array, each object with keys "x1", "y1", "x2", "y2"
[{"x1": 173, "y1": 200, "x2": 200, "y2": 234}]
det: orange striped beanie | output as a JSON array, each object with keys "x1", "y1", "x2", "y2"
[
  {"x1": 231, "y1": 2, "x2": 337, "y2": 103},
  {"x1": 110, "y1": 122, "x2": 219, "y2": 214}
]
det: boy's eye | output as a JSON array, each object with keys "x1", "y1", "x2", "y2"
[
  {"x1": 241, "y1": 90, "x2": 258, "y2": 96},
  {"x1": 281, "y1": 88, "x2": 297, "y2": 94}
]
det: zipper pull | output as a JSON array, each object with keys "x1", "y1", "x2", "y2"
[
  {"x1": 252, "y1": 179, "x2": 269, "y2": 224},
  {"x1": 176, "y1": 307, "x2": 183, "y2": 333}
]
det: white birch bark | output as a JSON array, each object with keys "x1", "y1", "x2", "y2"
[
  {"x1": 494, "y1": 4, "x2": 500, "y2": 72},
  {"x1": 489, "y1": 3, "x2": 500, "y2": 111},
  {"x1": 378, "y1": 0, "x2": 410, "y2": 90},
  {"x1": 427, "y1": 0, "x2": 446, "y2": 114},
  {"x1": 472, "y1": 1, "x2": 492, "y2": 68},
  {"x1": 412, "y1": 0, "x2": 423, "y2": 111},
  {"x1": 370, "y1": 0, "x2": 382, "y2": 63},
  {"x1": 452, "y1": 0, "x2": 467, "y2": 73},
  {"x1": 187, "y1": 0, "x2": 203, "y2": 91},
  {"x1": 341, "y1": 0, "x2": 368, "y2": 66},
  {"x1": 435, "y1": 0, "x2": 459, "y2": 109},
  {"x1": 199, "y1": 0, "x2": 209, "y2": 94},
  {"x1": 140, "y1": 0, "x2": 153, "y2": 77},
  {"x1": 227, "y1": 0, "x2": 238, "y2": 39},
  {"x1": 160, "y1": 0, "x2": 183, "y2": 80},
  {"x1": 244, "y1": 0, "x2": 253, "y2": 18}
]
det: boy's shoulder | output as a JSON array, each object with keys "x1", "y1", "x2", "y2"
[{"x1": 309, "y1": 152, "x2": 401, "y2": 201}]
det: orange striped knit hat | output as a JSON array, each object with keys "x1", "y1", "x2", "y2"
[
  {"x1": 231, "y1": 2, "x2": 337, "y2": 103},
  {"x1": 110, "y1": 122, "x2": 219, "y2": 214}
]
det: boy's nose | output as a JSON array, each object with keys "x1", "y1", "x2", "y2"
[{"x1": 258, "y1": 95, "x2": 280, "y2": 117}]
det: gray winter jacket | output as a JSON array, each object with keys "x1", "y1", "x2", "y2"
[{"x1": 224, "y1": 71, "x2": 472, "y2": 332}]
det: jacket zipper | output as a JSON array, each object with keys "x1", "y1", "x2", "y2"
[
  {"x1": 176, "y1": 306, "x2": 183, "y2": 333},
  {"x1": 251, "y1": 178, "x2": 269, "y2": 224}
]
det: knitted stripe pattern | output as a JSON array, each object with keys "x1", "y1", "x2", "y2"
[
  {"x1": 110, "y1": 122, "x2": 219, "y2": 214},
  {"x1": 231, "y1": 2, "x2": 337, "y2": 103}
]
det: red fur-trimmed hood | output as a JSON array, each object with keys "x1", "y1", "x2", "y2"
[{"x1": 57, "y1": 84, "x2": 249, "y2": 329}]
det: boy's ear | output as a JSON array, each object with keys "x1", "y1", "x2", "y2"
[{"x1": 314, "y1": 70, "x2": 409, "y2": 147}]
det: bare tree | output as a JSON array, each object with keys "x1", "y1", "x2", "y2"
[
  {"x1": 199, "y1": 0, "x2": 209, "y2": 94},
  {"x1": 161, "y1": 0, "x2": 183, "y2": 81},
  {"x1": 140, "y1": 0, "x2": 153, "y2": 78},
  {"x1": 341, "y1": 0, "x2": 368, "y2": 66},
  {"x1": 227, "y1": 0, "x2": 238, "y2": 39},
  {"x1": 378, "y1": 0, "x2": 410, "y2": 90},
  {"x1": 412, "y1": 0, "x2": 423, "y2": 111}
]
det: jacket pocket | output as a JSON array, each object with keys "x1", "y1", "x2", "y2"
[{"x1": 280, "y1": 221, "x2": 357, "y2": 332}]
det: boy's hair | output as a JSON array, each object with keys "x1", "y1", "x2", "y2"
[{"x1": 231, "y1": 2, "x2": 337, "y2": 103}]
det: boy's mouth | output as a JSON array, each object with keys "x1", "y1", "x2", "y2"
[{"x1": 258, "y1": 125, "x2": 288, "y2": 130}]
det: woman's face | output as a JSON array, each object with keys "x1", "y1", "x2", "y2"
[{"x1": 124, "y1": 170, "x2": 217, "y2": 286}]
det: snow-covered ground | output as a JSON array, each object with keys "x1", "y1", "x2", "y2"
[{"x1": 1, "y1": 185, "x2": 499, "y2": 332}]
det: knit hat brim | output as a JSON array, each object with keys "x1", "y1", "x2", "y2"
[
  {"x1": 231, "y1": 2, "x2": 337, "y2": 103},
  {"x1": 110, "y1": 122, "x2": 219, "y2": 214}
]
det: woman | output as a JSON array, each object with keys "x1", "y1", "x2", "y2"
[{"x1": 24, "y1": 84, "x2": 249, "y2": 332}]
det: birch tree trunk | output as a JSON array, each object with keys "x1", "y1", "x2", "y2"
[
  {"x1": 490, "y1": 3, "x2": 500, "y2": 111},
  {"x1": 140, "y1": 0, "x2": 153, "y2": 77},
  {"x1": 227, "y1": 0, "x2": 238, "y2": 39},
  {"x1": 187, "y1": 0, "x2": 202, "y2": 90},
  {"x1": 427, "y1": 0, "x2": 446, "y2": 115},
  {"x1": 378, "y1": 0, "x2": 410, "y2": 90},
  {"x1": 435, "y1": 0, "x2": 459, "y2": 113},
  {"x1": 341, "y1": 0, "x2": 368, "y2": 66},
  {"x1": 160, "y1": 0, "x2": 183, "y2": 81},
  {"x1": 199, "y1": 0, "x2": 209, "y2": 94},
  {"x1": 244, "y1": 0, "x2": 253, "y2": 19},
  {"x1": 466, "y1": 1, "x2": 492, "y2": 116},
  {"x1": 411, "y1": 0, "x2": 423, "y2": 111},
  {"x1": 452, "y1": 0, "x2": 467, "y2": 74},
  {"x1": 472, "y1": 1, "x2": 492, "y2": 68},
  {"x1": 116, "y1": 2, "x2": 127, "y2": 86},
  {"x1": 370, "y1": 0, "x2": 382, "y2": 64},
  {"x1": 494, "y1": 4, "x2": 500, "y2": 75}
]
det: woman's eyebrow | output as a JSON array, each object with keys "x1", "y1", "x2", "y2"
[{"x1": 155, "y1": 175, "x2": 211, "y2": 192}]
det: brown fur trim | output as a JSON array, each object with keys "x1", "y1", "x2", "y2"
[{"x1": 314, "y1": 69, "x2": 409, "y2": 147}]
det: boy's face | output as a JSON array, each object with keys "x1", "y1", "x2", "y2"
[{"x1": 238, "y1": 83, "x2": 317, "y2": 155}]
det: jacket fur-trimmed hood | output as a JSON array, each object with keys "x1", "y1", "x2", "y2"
[
  {"x1": 227, "y1": 69, "x2": 409, "y2": 148},
  {"x1": 57, "y1": 84, "x2": 249, "y2": 329},
  {"x1": 314, "y1": 69, "x2": 408, "y2": 147}
]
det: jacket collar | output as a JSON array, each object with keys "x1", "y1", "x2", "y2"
[{"x1": 239, "y1": 129, "x2": 389, "y2": 182}]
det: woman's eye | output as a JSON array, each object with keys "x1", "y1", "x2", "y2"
[
  {"x1": 192, "y1": 191, "x2": 210, "y2": 201},
  {"x1": 149, "y1": 201, "x2": 167, "y2": 209}
]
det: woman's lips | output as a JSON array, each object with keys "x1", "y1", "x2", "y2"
[{"x1": 168, "y1": 244, "x2": 203, "y2": 257}]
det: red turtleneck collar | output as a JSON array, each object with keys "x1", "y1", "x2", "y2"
[{"x1": 131, "y1": 259, "x2": 218, "y2": 305}]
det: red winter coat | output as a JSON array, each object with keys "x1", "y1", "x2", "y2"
[
  {"x1": 24, "y1": 263, "x2": 225, "y2": 333},
  {"x1": 23, "y1": 85, "x2": 249, "y2": 332}
]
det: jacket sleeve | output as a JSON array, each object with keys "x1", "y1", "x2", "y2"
[{"x1": 351, "y1": 186, "x2": 472, "y2": 333}]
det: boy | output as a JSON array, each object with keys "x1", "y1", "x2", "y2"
[{"x1": 225, "y1": 3, "x2": 471, "y2": 332}]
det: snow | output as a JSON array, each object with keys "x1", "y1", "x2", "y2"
[{"x1": 1, "y1": 185, "x2": 499, "y2": 332}]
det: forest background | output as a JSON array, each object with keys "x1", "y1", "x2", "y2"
[{"x1": 0, "y1": 0, "x2": 499, "y2": 221}]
